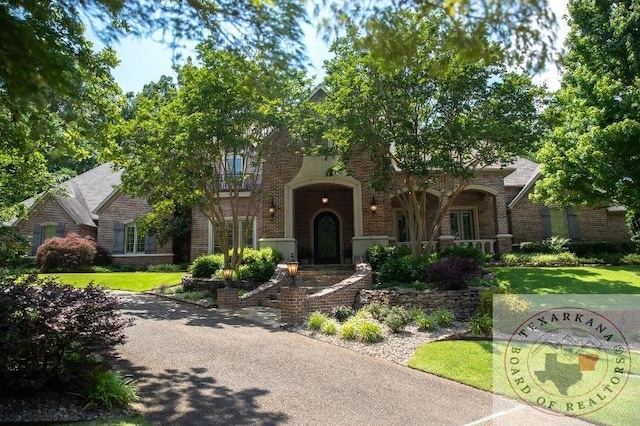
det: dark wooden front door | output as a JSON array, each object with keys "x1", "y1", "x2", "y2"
[{"x1": 314, "y1": 212, "x2": 340, "y2": 264}]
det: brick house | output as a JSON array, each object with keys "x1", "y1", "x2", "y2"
[
  {"x1": 190, "y1": 137, "x2": 630, "y2": 264},
  {"x1": 6, "y1": 163, "x2": 173, "y2": 266},
  {"x1": 6, "y1": 112, "x2": 630, "y2": 266}
]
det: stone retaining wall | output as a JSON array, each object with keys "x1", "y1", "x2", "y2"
[{"x1": 355, "y1": 287, "x2": 484, "y2": 320}]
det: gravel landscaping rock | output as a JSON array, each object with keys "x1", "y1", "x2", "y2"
[{"x1": 290, "y1": 322, "x2": 470, "y2": 365}]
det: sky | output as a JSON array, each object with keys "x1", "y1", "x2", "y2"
[{"x1": 101, "y1": 1, "x2": 569, "y2": 94}]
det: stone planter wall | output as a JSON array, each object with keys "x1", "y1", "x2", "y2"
[{"x1": 355, "y1": 287, "x2": 484, "y2": 321}]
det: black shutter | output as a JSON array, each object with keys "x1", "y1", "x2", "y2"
[
  {"x1": 113, "y1": 222, "x2": 124, "y2": 254},
  {"x1": 567, "y1": 207, "x2": 580, "y2": 240},
  {"x1": 144, "y1": 233, "x2": 157, "y2": 254},
  {"x1": 55, "y1": 224, "x2": 65, "y2": 237},
  {"x1": 540, "y1": 206, "x2": 551, "y2": 239},
  {"x1": 31, "y1": 225, "x2": 42, "y2": 255}
]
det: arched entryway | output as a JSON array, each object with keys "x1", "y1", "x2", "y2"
[{"x1": 314, "y1": 211, "x2": 340, "y2": 264}]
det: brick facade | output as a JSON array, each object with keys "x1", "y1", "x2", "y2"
[
  {"x1": 16, "y1": 196, "x2": 97, "y2": 254},
  {"x1": 508, "y1": 191, "x2": 630, "y2": 245},
  {"x1": 97, "y1": 191, "x2": 173, "y2": 265}
]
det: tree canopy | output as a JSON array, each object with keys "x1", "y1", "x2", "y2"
[
  {"x1": 303, "y1": 10, "x2": 545, "y2": 257},
  {"x1": 115, "y1": 42, "x2": 307, "y2": 268},
  {"x1": 533, "y1": 0, "x2": 640, "y2": 212}
]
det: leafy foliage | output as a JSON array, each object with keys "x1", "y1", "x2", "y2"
[
  {"x1": 321, "y1": 319, "x2": 339, "y2": 336},
  {"x1": 35, "y1": 233, "x2": 97, "y2": 272},
  {"x1": 189, "y1": 254, "x2": 224, "y2": 278},
  {"x1": 416, "y1": 315, "x2": 437, "y2": 332},
  {"x1": 0, "y1": 227, "x2": 29, "y2": 268},
  {"x1": 87, "y1": 370, "x2": 139, "y2": 409},
  {"x1": 500, "y1": 252, "x2": 580, "y2": 267},
  {"x1": 332, "y1": 305, "x2": 355, "y2": 322},
  {"x1": 0, "y1": 274, "x2": 131, "y2": 395},
  {"x1": 305, "y1": 10, "x2": 544, "y2": 259},
  {"x1": 469, "y1": 314, "x2": 493, "y2": 336},
  {"x1": 439, "y1": 245, "x2": 488, "y2": 265},
  {"x1": 426, "y1": 257, "x2": 482, "y2": 290},
  {"x1": 305, "y1": 311, "x2": 329, "y2": 331},
  {"x1": 519, "y1": 236, "x2": 570, "y2": 254},
  {"x1": 236, "y1": 248, "x2": 282, "y2": 283},
  {"x1": 533, "y1": 0, "x2": 640, "y2": 212},
  {"x1": 431, "y1": 308, "x2": 455, "y2": 327}
]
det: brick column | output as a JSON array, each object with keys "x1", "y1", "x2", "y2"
[
  {"x1": 280, "y1": 287, "x2": 308, "y2": 324},
  {"x1": 494, "y1": 191, "x2": 512, "y2": 253},
  {"x1": 217, "y1": 287, "x2": 239, "y2": 309}
]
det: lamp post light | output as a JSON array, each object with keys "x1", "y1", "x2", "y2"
[
  {"x1": 222, "y1": 264, "x2": 234, "y2": 288},
  {"x1": 286, "y1": 253, "x2": 299, "y2": 287}
]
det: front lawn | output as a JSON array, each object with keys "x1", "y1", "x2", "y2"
[
  {"x1": 409, "y1": 340, "x2": 640, "y2": 425},
  {"x1": 41, "y1": 272, "x2": 184, "y2": 292},
  {"x1": 490, "y1": 265, "x2": 640, "y2": 294}
]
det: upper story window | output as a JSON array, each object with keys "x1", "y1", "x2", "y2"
[{"x1": 226, "y1": 155, "x2": 243, "y2": 178}]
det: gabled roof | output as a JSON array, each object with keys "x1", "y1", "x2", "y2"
[
  {"x1": 7, "y1": 163, "x2": 122, "y2": 227},
  {"x1": 503, "y1": 157, "x2": 540, "y2": 187}
]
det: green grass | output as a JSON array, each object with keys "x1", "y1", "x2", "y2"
[
  {"x1": 41, "y1": 272, "x2": 184, "y2": 292},
  {"x1": 490, "y1": 265, "x2": 640, "y2": 294},
  {"x1": 408, "y1": 340, "x2": 495, "y2": 391},
  {"x1": 410, "y1": 340, "x2": 640, "y2": 425}
]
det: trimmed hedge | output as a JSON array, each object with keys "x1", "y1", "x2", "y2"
[{"x1": 35, "y1": 233, "x2": 97, "y2": 272}]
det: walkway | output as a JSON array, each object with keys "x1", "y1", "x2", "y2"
[{"x1": 114, "y1": 292, "x2": 590, "y2": 425}]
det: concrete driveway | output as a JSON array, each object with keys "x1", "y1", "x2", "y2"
[{"x1": 114, "y1": 292, "x2": 590, "y2": 425}]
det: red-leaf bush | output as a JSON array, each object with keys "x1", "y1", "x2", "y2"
[
  {"x1": 0, "y1": 274, "x2": 132, "y2": 396},
  {"x1": 36, "y1": 232, "x2": 97, "y2": 272},
  {"x1": 426, "y1": 256, "x2": 482, "y2": 290}
]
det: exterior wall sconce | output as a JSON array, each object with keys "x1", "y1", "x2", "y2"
[
  {"x1": 223, "y1": 264, "x2": 234, "y2": 287},
  {"x1": 321, "y1": 196, "x2": 329, "y2": 204},
  {"x1": 287, "y1": 253, "x2": 299, "y2": 286},
  {"x1": 268, "y1": 199, "x2": 276, "y2": 216},
  {"x1": 370, "y1": 196, "x2": 378, "y2": 214}
]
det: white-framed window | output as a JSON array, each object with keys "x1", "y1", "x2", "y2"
[
  {"x1": 124, "y1": 222, "x2": 146, "y2": 254},
  {"x1": 208, "y1": 218, "x2": 256, "y2": 254},
  {"x1": 450, "y1": 209, "x2": 478, "y2": 240},
  {"x1": 227, "y1": 154, "x2": 243, "y2": 177}
]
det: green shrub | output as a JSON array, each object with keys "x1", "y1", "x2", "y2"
[
  {"x1": 439, "y1": 245, "x2": 487, "y2": 265},
  {"x1": 147, "y1": 263, "x2": 186, "y2": 272},
  {"x1": 189, "y1": 254, "x2": 224, "y2": 278},
  {"x1": 364, "y1": 302, "x2": 385, "y2": 321},
  {"x1": 568, "y1": 240, "x2": 635, "y2": 256},
  {"x1": 332, "y1": 305, "x2": 355, "y2": 322},
  {"x1": 501, "y1": 252, "x2": 580, "y2": 266},
  {"x1": 469, "y1": 314, "x2": 493, "y2": 336},
  {"x1": 478, "y1": 285, "x2": 512, "y2": 317},
  {"x1": 238, "y1": 247, "x2": 281, "y2": 283},
  {"x1": 306, "y1": 311, "x2": 329, "y2": 331},
  {"x1": 87, "y1": 370, "x2": 139, "y2": 409},
  {"x1": 0, "y1": 274, "x2": 130, "y2": 395},
  {"x1": 378, "y1": 255, "x2": 415, "y2": 284},
  {"x1": 384, "y1": 311, "x2": 408, "y2": 333},
  {"x1": 321, "y1": 319, "x2": 339, "y2": 335},
  {"x1": 35, "y1": 233, "x2": 97, "y2": 272},
  {"x1": 339, "y1": 317, "x2": 360, "y2": 340},
  {"x1": 416, "y1": 315, "x2": 436, "y2": 332},
  {"x1": 621, "y1": 253, "x2": 640, "y2": 265},
  {"x1": 357, "y1": 320, "x2": 384, "y2": 343},
  {"x1": 519, "y1": 236, "x2": 570, "y2": 254},
  {"x1": 179, "y1": 291, "x2": 205, "y2": 301},
  {"x1": 431, "y1": 308, "x2": 455, "y2": 327},
  {"x1": 407, "y1": 307, "x2": 426, "y2": 322},
  {"x1": 365, "y1": 244, "x2": 412, "y2": 270}
]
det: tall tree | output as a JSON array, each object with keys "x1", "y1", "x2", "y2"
[
  {"x1": 116, "y1": 42, "x2": 307, "y2": 269},
  {"x1": 533, "y1": 0, "x2": 640, "y2": 214},
  {"x1": 0, "y1": 47, "x2": 122, "y2": 221},
  {"x1": 0, "y1": 0, "x2": 306, "y2": 221},
  {"x1": 306, "y1": 11, "x2": 545, "y2": 258}
]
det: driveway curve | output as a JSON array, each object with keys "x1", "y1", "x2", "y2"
[{"x1": 114, "y1": 292, "x2": 589, "y2": 425}]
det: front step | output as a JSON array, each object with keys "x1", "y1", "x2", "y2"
[
  {"x1": 257, "y1": 264, "x2": 355, "y2": 308},
  {"x1": 297, "y1": 264, "x2": 355, "y2": 288}
]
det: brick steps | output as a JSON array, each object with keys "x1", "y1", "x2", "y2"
[{"x1": 258, "y1": 264, "x2": 355, "y2": 308}]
